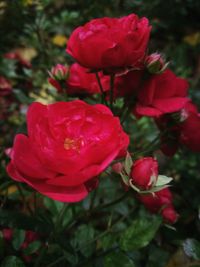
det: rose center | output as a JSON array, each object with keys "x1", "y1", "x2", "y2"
[{"x1": 64, "y1": 137, "x2": 84, "y2": 152}]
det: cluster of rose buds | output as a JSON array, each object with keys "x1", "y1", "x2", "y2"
[
  {"x1": 6, "y1": 13, "x2": 200, "y2": 225},
  {"x1": 113, "y1": 155, "x2": 178, "y2": 224}
]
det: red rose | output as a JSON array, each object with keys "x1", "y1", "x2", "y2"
[
  {"x1": 180, "y1": 103, "x2": 200, "y2": 152},
  {"x1": 7, "y1": 100, "x2": 129, "y2": 202},
  {"x1": 138, "y1": 188, "x2": 178, "y2": 224},
  {"x1": 130, "y1": 157, "x2": 158, "y2": 189},
  {"x1": 135, "y1": 69, "x2": 189, "y2": 117},
  {"x1": 0, "y1": 76, "x2": 12, "y2": 96},
  {"x1": 66, "y1": 14, "x2": 151, "y2": 71},
  {"x1": 67, "y1": 63, "x2": 110, "y2": 95}
]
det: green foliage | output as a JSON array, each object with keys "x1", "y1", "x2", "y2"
[
  {"x1": 1, "y1": 256, "x2": 25, "y2": 267},
  {"x1": 104, "y1": 250, "x2": 135, "y2": 267},
  {"x1": 120, "y1": 214, "x2": 162, "y2": 251}
]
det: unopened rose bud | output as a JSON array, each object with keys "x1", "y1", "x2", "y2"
[
  {"x1": 145, "y1": 53, "x2": 168, "y2": 74},
  {"x1": 112, "y1": 162, "x2": 123, "y2": 173},
  {"x1": 161, "y1": 205, "x2": 178, "y2": 224},
  {"x1": 130, "y1": 157, "x2": 158, "y2": 190},
  {"x1": 50, "y1": 64, "x2": 69, "y2": 81}
]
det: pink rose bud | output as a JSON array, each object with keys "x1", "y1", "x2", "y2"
[
  {"x1": 130, "y1": 157, "x2": 158, "y2": 190},
  {"x1": 161, "y1": 205, "x2": 179, "y2": 224},
  {"x1": 50, "y1": 64, "x2": 69, "y2": 81},
  {"x1": 112, "y1": 162, "x2": 123, "y2": 173},
  {"x1": 145, "y1": 53, "x2": 168, "y2": 74}
]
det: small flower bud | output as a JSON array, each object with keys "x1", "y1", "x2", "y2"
[
  {"x1": 112, "y1": 162, "x2": 123, "y2": 173},
  {"x1": 50, "y1": 64, "x2": 69, "y2": 81},
  {"x1": 130, "y1": 157, "x2": 158, "y2": 190},
  {"x1": 161, "y1": 206, "x2": 179, "y2": 224},
  {"x1": 145, "y1": 53, "x2": 168, "y2": 74}
]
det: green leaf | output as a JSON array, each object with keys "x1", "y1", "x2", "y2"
[
  {"x1": 119, "y1": 172, "x2": 129, "y2": 186},
  {"x1": 72, "y1": 224, "x2": 95, "y2": 258},
  {"x1": 183, "y1": 239, "x2": 200, "y2": 260},
  {"x1": 155, "y1": 175, "x2": 173, "y2": 187},
  {"x1": 12, "y1": 229, "x2": 25, "y2": 250},
  {"x1": 104, "y1": 250, "x2": 135, "y2": 267},
  {"x1": 100, "y1": 233, "x2": 117, "y2": 250},
  {"x1": 23, "y1": 241, "x2": 41, "y2": 255},
  {"x1": 1, "y1": 256, "x2": 25, "y2": 267},
  {"x1": 44, "y1": 197, "x2": 65, "y2": 215},
  {"x1": 124, "y1": 153, "x2": 133, "y2": 175},
  {"x1": 140, "y1": 184, "x2": 170, "y2": 194},
  {"x1": 120, "y1": 215, "x2": 162, "y2": 251}
]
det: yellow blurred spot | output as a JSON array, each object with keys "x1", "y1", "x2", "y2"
[
  {"x1": 0, "y1": 1, "x2": 7, "y2": 15},
  {"x1": 0, "y1": 185, "x2": 18, "y2": 196},
  {"x1": 22, "y1": 0, "x2": 39, "y2": 6},
  {"x1": 52, "y1": 35, "x2": 68, "y2": 47},
  {"x1": 29, "y1": 87, "x2": 55, "y2": 104},
  {"x1": 183, "y1": 32, "x2": 200, "y2": 46},
  {"x1": 14, "y1": 47, "x2": 37, "y2": 62}
]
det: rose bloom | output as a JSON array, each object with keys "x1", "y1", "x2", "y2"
[
  {"x1": 66, "y1": 14, "x2": 151, "y2": 71},
  {"x1": 135, "y1": 69, "x2": 189, "y2": 117},
  {"x1": 67, "y1": 63, "x2": 110, "y2": 95},
  {"x1": 7, "y1": 100, "x2": 129, "y2": 202}
]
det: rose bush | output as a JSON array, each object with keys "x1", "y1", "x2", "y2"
[
  {"x1": 66, "y1": 14, "x2": 151, "y2": 71},
  {"x1": 7, "y1": 100, "x2": 129, "y2": 202}
]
